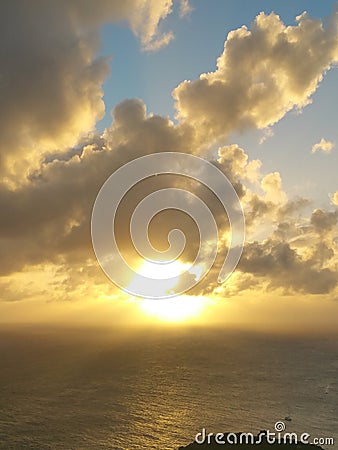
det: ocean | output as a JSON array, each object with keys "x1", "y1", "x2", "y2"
[{"x1": 0, "y1": 326, "x2": 337, "y2": 449}]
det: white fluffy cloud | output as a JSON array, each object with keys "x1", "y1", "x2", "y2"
[
  {"x1": 173, "y1": 11, "x2": 338, "y2": 143},
  {"x1": 311, "y1": 138, "x2": 335, "y2": 153},
  {"x1": 330, "y1": 191, "x2": 338, "y2": 206}
]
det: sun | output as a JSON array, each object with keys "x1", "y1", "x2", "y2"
[
  {"x1": 127, "y1": 259, "x2": 206, "y2": 322},
  {"x1": 127, "y1": 258, "x2": 204, "y2": 298}
]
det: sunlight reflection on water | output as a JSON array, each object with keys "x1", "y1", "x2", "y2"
[{"x1": 0, "y1": 328, "x2": 337, "y2": 449}]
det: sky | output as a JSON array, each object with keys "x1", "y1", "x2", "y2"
[{"x1": 0, "y1": 0, "x2": 338, "y2": 333}]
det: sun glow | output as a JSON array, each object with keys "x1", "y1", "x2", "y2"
[
  {"x1": 127, "y1": 259, "x2": 203, "y2": 297},
  {"x1": 138, "y1": 259, "x2": 187, "y2": 279},
  {"x1": 128, "y1": 259, "x2": 206, "y2": 322},
  {"x1": 139, "y1": 295, "x2": 206, "y2": 323}
]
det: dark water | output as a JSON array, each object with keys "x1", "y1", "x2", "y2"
[{"x1": 0, "y1": 326, "x2": 337, "y2": 449}]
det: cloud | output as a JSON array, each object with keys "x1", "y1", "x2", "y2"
[
  {"x1": 0, "y1": 0, "x2": 188, "y2": 183},
  {"x1": 311, "y1": 138, "x2": 335, "y2": 154},
  {"x1": 310, "y1": 208, "x2": 338, "y2": 233},
  {"x1": 178, "y1": 0, "x2": 193, "y2": 17},
  {"x1": 0, "y1": 8, "x2": 337, "y2": 304},
  {"x1": 0, "y1": 99, "x2": 197, "y2": 280},
  {"x1": 261, "y1": 172, "x2": 287, "y2": 204},
  {"x1": 201, "y1": 193, "x2": 338, "y2": 297},
  {"x1": 330, "y1": 191, "x2": 338, "y2": 206},
  {"x1": 238, "y1": 239, "x2": 337, "y2": 295},
  {"x1": 173, "y1": 11, "x2": 338, "y2": 143},
  {"x1": 259, "y1": 128, "x2": 274, "y2": 145},
  {"x1": 0, "y1": 101, "x2": 241, "y2": 298},
  {"x1": 1, "y1": 97, "x2": 337, "y2": 300},
  {"x1": 125, "y1": 0, "x2": 174, "y2": 51}
]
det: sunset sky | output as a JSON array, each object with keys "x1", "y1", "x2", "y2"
[{"x1": 1, "y1": 0, "x2": 338, "y2": 333}]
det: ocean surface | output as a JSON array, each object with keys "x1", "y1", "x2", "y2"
[{"x1": 0, "y1": 326, "x2": 337, "y2": 449}]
